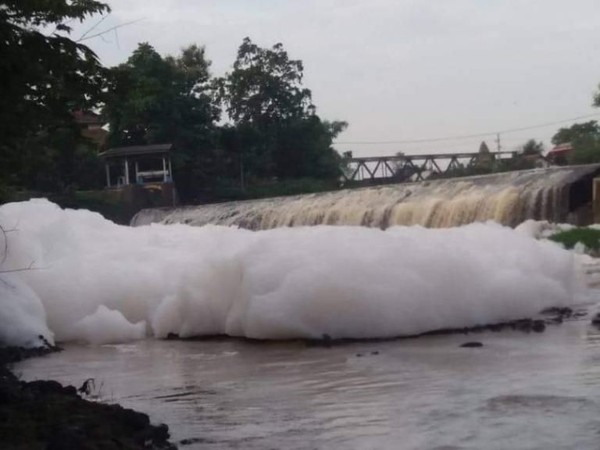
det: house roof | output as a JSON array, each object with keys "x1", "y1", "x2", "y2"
[
  {"x1": 81, "y1": 127, "x2": 108, "y2": 145},
  {"x1": 547, "y1": 143, "x2": 573, "y2": 156},
  {"x1": 98, "y1": 144, "x2": 173, "y2": 159}
]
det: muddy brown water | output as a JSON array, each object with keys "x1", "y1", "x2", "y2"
[{"x1": 15, "y1": 315, "x2": 600, "y2": 450}]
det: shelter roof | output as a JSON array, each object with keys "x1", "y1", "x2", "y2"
[
  {"x1": 99, "y1": 144, "x2": 173, "y2": 159},
  {"x1": 547, "y1": 143, "x2": 573, "y2": 156}
]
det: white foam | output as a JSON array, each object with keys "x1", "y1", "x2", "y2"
[
  {"x1": 70, "y1": 305, "x2": 146, "y2": 345},
  {"x1": 0, "y1": 274, "x2": 53, "y2": 347},
  {"x1": 0, "y1": 199, "x2": 584, "y2": 345}
]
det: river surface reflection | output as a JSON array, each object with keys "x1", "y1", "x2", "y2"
[{"x1": 15, "y1": 320, "x2": 600, "y2": 450}]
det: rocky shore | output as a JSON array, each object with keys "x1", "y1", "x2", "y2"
[{"x1": 0, "y1": 346, "x2": 177, "y2": 450}]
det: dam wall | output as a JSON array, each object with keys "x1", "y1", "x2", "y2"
[{"x1": 131, "y1": 165, "x2": 600, "y2": 230}]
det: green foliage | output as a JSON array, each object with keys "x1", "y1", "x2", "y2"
[
  {"x1": 548, "y1": 228, "x2": 600, "y2": 252},
  {"x1": 551, "y1": 121, "x2": 600, "y2": 145},
  {"x1": 0, "y1": 0, "x2": 109, "y2": 192},
  {"x1": 104, "y1": 43, "x2": 220, "y2": 202},
  {"x1": 219, "y1": 37, "x2": 313, "y2": 125},
  {"x1": 593, "y1": 85, "x2": 600, "y2": 108},
  {"x1": 568, "y1": 138, "x2": 600, "y2": 165},
  {"x1": 105, "y1": 43, "x2": 217, "y2": 147},
  {"x1": 4, "y1": 23, "x2": 347, "y2": 205},
  {"x1": 5, "y1": 126, "x2": 104, "y2": 192},
  {"x1": 217, "y1": 37, "x2": 347, "y2": 184},
  {"x1": 550, "y1": 121, "x2": 600, "y2": 165},
  {"x1": 521, "y1": 139, "x2": 544, "y2": 155}
]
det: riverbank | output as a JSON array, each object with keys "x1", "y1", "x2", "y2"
[{"x1": 0, "y1": 346, "x2": 177, "y2": 449}]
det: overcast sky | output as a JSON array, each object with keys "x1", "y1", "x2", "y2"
[{"x1": 75, "y1": 0, "x2": 600, "y2": 157}]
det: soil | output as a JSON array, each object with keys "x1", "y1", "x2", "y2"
[{"x1": 0, "y1": 345, "x2": 177, "y2": 450}]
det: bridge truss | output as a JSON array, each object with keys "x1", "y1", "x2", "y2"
[{"x1": 341, "y1": 151, "x2": 523, "y2": 185}]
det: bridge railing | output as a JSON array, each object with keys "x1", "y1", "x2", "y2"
[{"x1": 341, "y1": 151, "x2": 542, "y2": 185}]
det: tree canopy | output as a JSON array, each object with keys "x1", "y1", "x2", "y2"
[
  {"x1": 217, "y1": 37, "x2": 347, "y2": 184},
  {"x1": 1, "y1": 0, "x2": 108, "y2": 141},
  {"x1": 551, "y1": 121, "x2": 600, "y2": 165},
  {"x1": 0, "y1": 0, "x2": 109, "y2": 192},
  {"x1": 102, "y1": 38, "x2": 347, "y2": 201},
  {"x1": 103, "y1": 42, "x2": 220, "y2": 201},
  {"x1": 219, "y1": 37, "x2": 314, "y2": 125},
  {"x1": 2, "y1": 17, "x2": 348, "y2": 204},
  {"x1": 552, "y1": 121, "x2": 600, "y2": 146},
  {"x1": 105, "y1": 43, "x2": 217, "y2": 147},
  {"x1": 521, "y1": 139, "x2": 544, "y2": 156}
]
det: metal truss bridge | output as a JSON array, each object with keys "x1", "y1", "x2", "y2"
[{"x1": 342, "y1": 151, "x2": 523, "y2": 185}]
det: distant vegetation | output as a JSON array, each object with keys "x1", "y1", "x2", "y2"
[{"x1": 548, "y1": 228, "x2": 600, "y2": 252}]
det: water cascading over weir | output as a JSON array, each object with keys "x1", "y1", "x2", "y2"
[{"x1": 131, "y1": 165, "x2": 600, "y2": 230}]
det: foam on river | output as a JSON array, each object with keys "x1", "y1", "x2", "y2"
[{"x1": 0, "y1": 200, "x2": 584, "y2": 346}]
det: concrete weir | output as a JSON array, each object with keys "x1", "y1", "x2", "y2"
[{"x1": 131, "y1": 164, "x2": 600, "y2": 230}]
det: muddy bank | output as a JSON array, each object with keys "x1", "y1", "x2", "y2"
[{"x1": 0, "y1": 346, "x2": 177, "y2": 450}]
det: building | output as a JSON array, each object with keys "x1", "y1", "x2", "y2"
[
  {"x1": 546, "y1": 143, "x2": 573, "y2": 165},
  {"x1": 98, "y1": 143, "x2": 178, "y2": 208},
  {"x1": 72, "y1": 110, "x2": 108, "y2": 148}
]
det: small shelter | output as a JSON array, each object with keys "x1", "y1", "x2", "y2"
[{"x1": 99, "y1": 144, "x2": 174, "y2": 188}]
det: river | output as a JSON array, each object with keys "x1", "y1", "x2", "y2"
[{"x1": 15, "y1": 308, "x2": 600, "y2": 450}]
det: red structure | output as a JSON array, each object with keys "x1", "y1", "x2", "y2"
[{"x1": 546, "y1": 143, "x2": 573, "y2": 165}]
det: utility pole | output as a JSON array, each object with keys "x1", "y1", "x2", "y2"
[{"x1": 496, "y1": 133, "x2": 502, "y2": 152}]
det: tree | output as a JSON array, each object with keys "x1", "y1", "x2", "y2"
[
  {"x1": 551, "y1": 121, "x2": 600, "y2": 165},
  {"x1": 521, "y1": 139, "x2": 544, "y2": 156},
  {"x1": 218, "y1": 37, "x2": 346, "y2": 183},
  {"x1": 552, "y1": 121, "x2": 600, "y2": 145},
  {"x1": 593, "y1": 86, "x2": 600, "y2": 108},
  {"x1": 104, "y1": 43, "x2": 220, "y2": 201},
  {"x1": 219, "y1": 37, "x2": 313, "y2": 125},
  {"x1": 0, "y1": 1, "x2": 109, "y2": 191}
]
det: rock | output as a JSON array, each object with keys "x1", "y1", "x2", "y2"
[
  {"x1": 532, "y1": 320, "x2": 546, "y2": 333},
  {"x1": 134, "y1": 423, "x2": 170, "y2": 446},
  {"x1": 460, "y1": 342, "x2": 483, "y2": 348},
  {"x1": 26, "y1": 379, "x2": 66, "y2": 395},
  {"x1": 514, "y1": 319, "x2": 533, "y2": 333},
  {"x1": 180, "y1": 437, "x2": 208, "y2": 446},
  {"x1": 77, "y1": 378, "x2": 95, "y2": 395},
  {"x1": 0, "y1": 346, "x2": 177, "y2": 449},
  {"x1": 115, "y1": 406, "x2": 150, "y2": 430},
  {"x1": 46, "y1": 425, "x2": 88, "y2": 450},
  {"x1": 371, "y1": 351, "x2": 379, "y2": 355}
]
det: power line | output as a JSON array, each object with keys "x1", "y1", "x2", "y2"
[
  {"x1": 334, "y1": 112, "x2": 600, "y2": 145},
  {"x1": 77, "y1": 19, "x2": 144, "y2": 42}
]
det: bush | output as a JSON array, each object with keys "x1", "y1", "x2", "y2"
[{"x1": 548, "y1": 228, "x2": 600, "y2": 251}]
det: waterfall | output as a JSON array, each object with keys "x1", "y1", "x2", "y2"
[{"x1": 131, "y1": 165, "x2": 600, "y2": 230}]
